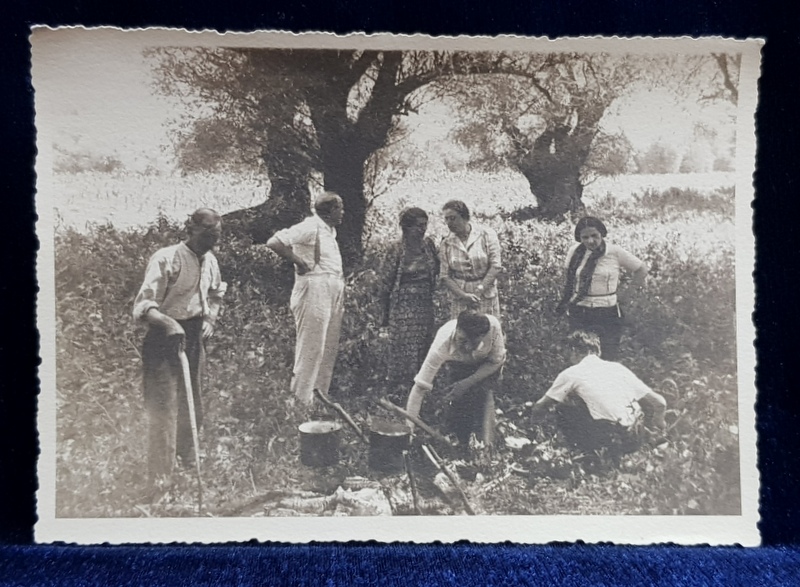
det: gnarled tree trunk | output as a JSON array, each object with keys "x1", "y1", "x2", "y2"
[
  {"x1": 321, "y1": 143, "x2": 369, "y2": 266},
  {"x1": 222, "y1": 147, "x2": 312, "y2": 244},
  {"x1": 305, "y1": 51, "x2": 407, "y2": 268},
  {"x1": 513, "y1": 108, "x2": 603, "y2": 221},
  {"x1": 516, "y1": 128, "x2": 585, "y2": 218}
]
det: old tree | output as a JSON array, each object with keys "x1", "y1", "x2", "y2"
[
  {"x1": 149, "y1": 49, "x2": 740, "y2": 264},
  {"x1": 150, "y1": 48, "x2": 454, "y2": 262},
  {"x1": 446, "y1": 52, "x2": 740, "y2": 220}
]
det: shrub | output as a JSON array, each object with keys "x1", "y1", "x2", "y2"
[{"x1": 53, "y1": 187, "x2": 741, "y2": 517}]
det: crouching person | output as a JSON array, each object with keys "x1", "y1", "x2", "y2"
[
  {"x1": 529, "y1": 331, "x2": 666, "y2": 462},
  {"x1": 405, "y1": 311, "x2": 506, "y2": 446}
]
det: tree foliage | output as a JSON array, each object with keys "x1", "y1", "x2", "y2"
[
  {"x1": 636, "y1": 142, "x2": 682, "y2": 174},
  {"x1": 54, "y1": 144, "x2": 125, "y2": 175},
  {"x1": 448, "y1": 52, "x2": 741, "y2": 219},
  {"x1": 147, "y1": 47, "x2": 742, "y2": 258},
  {"x1": 148, "y1": 47, "x2": 460, "y2": 262}
]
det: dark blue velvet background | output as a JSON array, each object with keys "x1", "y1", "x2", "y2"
[{"x1": 2, "y1": 0, "x2": 798, "y2": 584}]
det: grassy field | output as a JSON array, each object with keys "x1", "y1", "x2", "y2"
[
  {"x1": 52, "y1": 173, "x2": 741, "y2": 518},
  {"x1": 51, "y1": 169, "x2": 735, "y2": 233}
]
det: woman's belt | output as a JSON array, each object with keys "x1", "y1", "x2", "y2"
[{"x1": 450, "y1": 271, "x2": 487, "y2": 282}]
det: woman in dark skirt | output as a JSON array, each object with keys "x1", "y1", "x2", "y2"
[
  {"x1": 382, "y1": 208, "x2": 440, "y2": 393},
  {"x1": 555, "y1": 216, "x2": 648, "y2": 361}
]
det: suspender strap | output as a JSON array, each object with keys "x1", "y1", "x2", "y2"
[{"x1": 314, "y1": 226, "x2": 321, "y2": 266}]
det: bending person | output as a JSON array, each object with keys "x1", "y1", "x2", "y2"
[
  {"x1": 405, "y1": 311, "x2": 506, "y2": 446},
  {"x1": 267, "y1": 192, "x2": 345, "y2": 405},
  {"x1": 133, "y1": 208, "x2": 227, "y2": 491},
  {"x1": 555, "y1": 216, "x2": 648, "y2": 361},
  {"x1": 528, "y1": 331, "x2": 666, "y2": 460}
]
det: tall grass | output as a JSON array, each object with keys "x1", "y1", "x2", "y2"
[
  {"x1": 53, "y1": 185, "x2": 740, "y2": 517},
  {"x1": 51, "y1": 169, "x2": 734, "y2": 233}
]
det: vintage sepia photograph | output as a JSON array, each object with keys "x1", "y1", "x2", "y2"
[{"x1": 33, "y1": 29, "x2": 761, "y2": 544}]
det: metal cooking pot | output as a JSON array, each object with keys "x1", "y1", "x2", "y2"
[
  {"x1": 368, "y1": 418, "x2": 411, "y2": 473},
  {"x1": 298, "y1": 420, "x2": 342, "y2": 467}
]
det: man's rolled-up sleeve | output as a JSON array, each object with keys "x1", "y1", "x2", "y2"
[
  {"x1": 623, "y1": 368, "x2": 652, "y2": 401},
  {"x1": 413, "y1": 330, "x2": 450, "y2": 391},
  {"x1": 272, "y1": 220, "x2": 317, "y2": 268},
  {"x1": 133, "y1": 252, "x2": 171, "y2": 321},
  {"x1": 273, "y1": 220, "x2": 312, "y2": 248}
]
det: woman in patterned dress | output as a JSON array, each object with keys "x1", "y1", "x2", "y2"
[
  {"x1": 439, "y1": 200, "x2": 503, "y2": 320},
  {"x1": 382, "y1": 208, "x2": 440, "y2": 392}
]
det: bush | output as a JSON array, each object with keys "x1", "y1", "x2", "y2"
[
  {"x1": 53, "y1": 187, "x2": 741, "y2": 517},
  {"x1": 634, "y1": 186, "x2": 735, "y2": 218}
]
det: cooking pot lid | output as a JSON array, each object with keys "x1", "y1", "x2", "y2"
[
  {"x1": 298, "y1": 420, "x2": 342, "y2": 434},
  {"x1": 370, "y1": 419, "x2": 410, "y2": 436}
]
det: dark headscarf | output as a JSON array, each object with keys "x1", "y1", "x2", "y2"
[{"x1": 556, "y1": 217, "x2": 608, "y2": 315}]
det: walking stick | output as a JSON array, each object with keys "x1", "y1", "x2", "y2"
[{"x1": 178, "y1": 350, "x2": 204, "y2": 515}]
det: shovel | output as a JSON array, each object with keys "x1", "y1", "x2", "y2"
[{"x1": 178, "y1": 349, "x2": 204, "y2": 515}]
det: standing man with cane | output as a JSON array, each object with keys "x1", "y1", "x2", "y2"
[{"x1": 133, "y1": 208, "x2": 227, "y2": 496}]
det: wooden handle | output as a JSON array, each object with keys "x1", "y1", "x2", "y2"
[
  {"x1": 377, "y1": 398, "x2": 458, "y2": 447},
  {"x1": 313, "y1": 388, "x2": 369, "y2": 444},
  {"x1": 178, "y1": 350, "x2": 204, "y2": 515},
  {"x1": 421, "y1": 444, "x2": 475, "y2": 515},
  {"x1": 403, "y1": 450, "x2": 422, "y2": 515}
]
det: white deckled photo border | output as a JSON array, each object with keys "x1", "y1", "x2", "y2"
[{"x1": 32, "y1": 28, "x2": 762, "y2": 545}]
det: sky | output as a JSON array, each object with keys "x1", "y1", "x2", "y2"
[
  {"x1": 33, "y1": 30, "x2": 736, "y2": 175},
  {"x1": 34, "y1": 30, "x2": 182, "y2": 172},
  {"x1": 602, "y1": 87, "x2": 735, "y2": 152}
]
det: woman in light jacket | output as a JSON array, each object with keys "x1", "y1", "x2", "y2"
[
  {"x1": 555, "y1": 216, "x2": 648, "y2": 361},
  {"x1": 439, "y1": 200, "x2": 502, "y2": 320}
]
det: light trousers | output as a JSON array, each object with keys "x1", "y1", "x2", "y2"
[{"x1": 290, "y1": 273, "x2": 345, "y2": 404}]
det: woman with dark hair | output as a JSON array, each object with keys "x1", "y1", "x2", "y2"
[
  {"x1": 439, "y1": 199, "x2": 503, "y2": 320},
  {"x1": 382, "y1": 207, "x2": 439, "y2": 390},
  {"x1": 405, "y1": 311, "x2": 506, "y2": 446},
  {"x1": 555, "y1": 216, "x2": 648, "y2": 361}
]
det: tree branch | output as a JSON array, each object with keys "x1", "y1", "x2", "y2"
[{"x1": 711, "y1": 53, "x2": 739, "y2": 104}]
